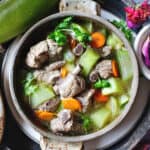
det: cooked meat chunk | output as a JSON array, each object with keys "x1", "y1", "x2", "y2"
[
  {"x1": 58, "y1": 109, "x2": 72, "y2": 124},
  {"x1": 34, "y1": 61, "x2": 65, "y2": 85},
  {"x1": 59, "y1": 0, "x2": 101, "y2": 15},
  {"x1": 90, "y1": 60, "x2": 112, "y2": 80},
  {"x1": 26, "y1": 41, "x2": 49, "y2": 68},
  {"x1": 50, "y1": 109, "x2": 84, "y2": 134},
  {"x1": 89, "y1": 70, "x2": 99, "y2": 83},
  {"x1": 54, "y1": 65, "x2": 85, "y2": 98},
  {"x1": 96, "y1": 60, "x2": 112, "y2": 79},
  {"x1": 26, "y1": 39, "x2": 63, "y2": 68},
  {"x1": 100, "y1": 46, "x2": 112, "y2": 58},
  {"x1": 46, "y1": 39, "x2": 63, "y2": 61},
  {"x1": 45, "y1": 60, "x2": 65, "y2": 71},
  {"x1": 72, "y1": 65, "x2": 81, "y2": 75},
  {"x1": 73, "y1": 43, "x2": 84, "y2": 56},
  {"x1": 77, "y1": 89, "x2": 95, "y2": 112},
  {"x1": 34, "y1": 70, "x2": 60, "y2": 85},
  {"x1": 53, "y1": 84, "x2": 60, "y2": 96},
  {"x1": 38, "y1": 98, "x2": 60, "y2": 112}
]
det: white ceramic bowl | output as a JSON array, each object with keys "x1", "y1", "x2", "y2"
[{"x1": 134, "y1": 24, "x2": 150, "y2": 80}]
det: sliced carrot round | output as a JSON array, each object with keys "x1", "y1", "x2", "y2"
[
  {"x1": 94, "y1": 90, "x2": 109, "y2": 103},
  {"x1": 91, "y1": 32, "x2": 106, "y2": 48},
  {"x1": 70, "y1": 38, "x2": 77, "y2": 49},
  {"x1": 61, "y1": 66, "x2": 68, "y2": 78},
  {"x1": 62, "y1": 98, "x2": 82, "y2": 111},
  {"x1": 112, "y1": 60, "x2": 119, "y2": 77},
  {"x1": 35, "y1": 110, "x2": 56, "y2": 121}
]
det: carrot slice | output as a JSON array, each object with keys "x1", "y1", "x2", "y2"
[
  {"x1": 91, "y1": 32, "x2": 106, "y2": 48},
  {"x1": 61, "y1": 66, "x2": 68, "y2": 78},
  {"x1": 62, "y1": 98, "x2": 82, "y2": 111},
  {"x1": 35, "y1": 110, "x2": 56, "y2": 121},
  {"x1": 70, "y1": 38, "x2": 77, "y2": 49},
  {"x1": 94, "y1": 90, "x2": 109, "y2": 103},
  {"x1": 112, "y1": 60, "x2": 119, "y2": 77}
]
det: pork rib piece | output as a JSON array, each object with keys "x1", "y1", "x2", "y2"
[
  {"x1": 54, "y1": 65, "x2": 85, "y2": 98},
  {"x1": 26, "y1": 39, "x2": 63, "y2": 68}
]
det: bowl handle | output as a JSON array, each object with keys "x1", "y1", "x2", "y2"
[{"x1": 40, "y1": 136, "x2": 83, "y2": 150}]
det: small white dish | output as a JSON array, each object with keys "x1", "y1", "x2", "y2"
[{"x1": 134, "y1": 24, "x2": 150, "y2": 80}]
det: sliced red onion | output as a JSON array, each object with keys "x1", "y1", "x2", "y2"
[
  {"x1": 142, "y1": 35, "x2": 150, "y2": 68},
  {"x1": 145, "y1": 58, "x2": 150, "y2": 68}
]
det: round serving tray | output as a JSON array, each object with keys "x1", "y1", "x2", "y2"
[{"x1": 2, "y1": 9, "x2": 150, "y2": 149}]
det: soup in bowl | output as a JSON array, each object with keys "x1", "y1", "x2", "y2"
[{"x1": 10, "y1": 12, "x2": 139, "y2": 142}]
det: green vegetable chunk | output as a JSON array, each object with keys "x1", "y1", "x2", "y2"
[
  {"x1": 90, "y1": 108, "x2": 111, "y2": 129},
  {"x1": 30, "y1": 84, "x2": 55, "y2": 108},
  {"x1": 98, "y1": 28, "x2": 108, "y2": 37},
  {"x1": 115, "y1": 49, "x2": 133, "y2": 81},
  {"x1": 64, "y1": 50, "x2": 75, "y2": 63},
  {"x1": 79, "y1": 48, "x2": 100, "y2": 76},
  {"x1": 106, "y1": 97, "x2": 120, "y2": 119},
  {"x1": 119, "y1": 94, "x2": 129, "y2": 108},
  {"x1": 102, "y1": 78, "x2": 124, "y2": 95},
  {"x1": 64, "y1": 63, "x2": 75, "y2": 73},
  {"x1": 81, "y1": 21, "x2": 93, "y2": 33},
  {"x1": 94, "y1": 79, "x2": 110, "y2": 89},
  {"x1": 107, "y1": 33, "x2": 123, "y2": 50}
]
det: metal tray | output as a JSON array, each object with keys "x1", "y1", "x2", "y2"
[{"x1": 2, "y1": 8, "x2": 150, "y2": 150}]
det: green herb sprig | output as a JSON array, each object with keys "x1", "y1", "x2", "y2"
[
  {"x1": 48, "y1": 16, "x2": 91, "y2": 46},
  {"x1": 81, "y1": 114, "x2": 92, "y2": 132},
  {"x1": 94, "y1": 79, "x2": 110, "y2": 89},
  {"x1": 22, "y1": 72, "x2": 38, "y2": 96},
  {"x1": 112, "y1": 20, "x2": 133, "y2": 41}
]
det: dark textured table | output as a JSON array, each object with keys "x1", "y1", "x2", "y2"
[{"x1": 1, "y1": 0, "x2": 149, "y2": 150}]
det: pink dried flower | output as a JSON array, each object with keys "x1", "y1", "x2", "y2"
[{"x1": 125, "y1": 0, "x2": 150, "y2": 29}]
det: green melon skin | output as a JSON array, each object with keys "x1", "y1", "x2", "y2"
[{"x1": 0, "y1": 0, "x2": 58, "y2": 43}]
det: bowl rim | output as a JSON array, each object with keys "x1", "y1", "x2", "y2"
[
  {"x1": 8, "y1": 12, "x2": 139, "y2": 142},
  {"x1": 134, "y1": 24, "x2": 150, "y2": 80}
]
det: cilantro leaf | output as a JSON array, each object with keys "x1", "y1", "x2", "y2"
[
  {"x1": 112, "y1": 20, "x2": 133, "y2": 41},
  {"x1": 81, "y1": 114, "x2": 92, "y2": 132},
  {"x1": 56, "y1": 16, "x2": 73, "y2": 29},
  {"x1": 22, "y1": 72, "x2": 38, "y2": 96},
  {"x1": 94, "y1": 79, "x2": 110, "y2": 89},
  {"x1": 48, "y1": 30, "x2": 67, "y2": 46}
]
